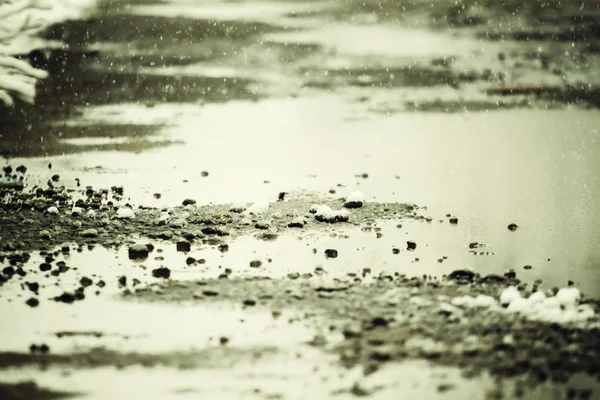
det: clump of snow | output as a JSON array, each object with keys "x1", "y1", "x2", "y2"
[
  {"x1": 86, "y1": 209, "x2": 96, "y2": 218},
  {"x1": 245, "y1": 200, "x2": 269, "y2": 215},
  {"x1": 116, "y1": 207, "x2": 135, "y2": 219},
  {"x1": 450, "y1": 294, "x2": 497, "y2": 309},
  {"x1": 499, "y1": 286, "x2": 521, "y2": 306},
  {"x1": 314, "y1": 205, "x2": 350, "y2": 223},
  {"x1": 71, "y1": 206, "x2": 84, "y2": 216},
  {"x1": 500, "y1": 286, "x2": 596, "y2": 325},
  {"x1": 46, "y1": 206, "x2": 59, "y2": 214},
  {"x1": 344, "y1": 191, "x2": 365, "y2": 209}
]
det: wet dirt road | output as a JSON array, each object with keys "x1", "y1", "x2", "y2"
[{"x1": 1, "y1": 0, "x2": 600, "y2": 399}]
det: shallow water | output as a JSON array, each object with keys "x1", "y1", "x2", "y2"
[{"x1": 1, "y1": 0, "x2": 600, "y2": 397}]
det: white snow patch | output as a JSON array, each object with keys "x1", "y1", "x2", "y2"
[
  {"x1": 314, "y1": 205, "x2": 350, "y2": 222},
  {"x1": 86, "y1": 209, "x2": 96, "y2": 218},
  {"x1": 46, "y1": 206, "x2": 59, "y2": 214},
  {"x1": 245, "y1": 200, "x2": 269, "y2": 215},
  {"x1": 347, "y1": 191, "x2": 364, "y2": 203},
  {"x1": 499, "y1": 286, "x2": 521, "y2": 306},
  {"x1": 116, "y1": 208, "x2": 135, "y2": 219}
]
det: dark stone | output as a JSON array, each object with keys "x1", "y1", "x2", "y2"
[
  {"x1": 111, "y1": 186, "x2": 124, "y2": 196},
  {"x1": 25, "y1": 298, "x2": 39, "y2": 307},
  {"x1": 508, "y1": 223, "x2": 519, "y2": 231},
  {"x1": 182, "y1": 199, "x2": 196, "y2": 206},
  {"x1": 344, "y1": 201, "x2": 363, "y2": 209},
  {"x1": 80, "y1": 277, "x2": 93, "y2": 287},
  {"x1": 392, "y1": 248, "x2": 400, "y2": 254},
  {"x1": 201, "y1": 171, "x2": 209, "y2": 177},
  {"x1": 152, "y1": 267, "x2": 171, "y2": 279},
  {"x1": 97, "y1": 280, "x2": 106, "y2": 288},
  {"x1": 176, "y1": 241, "x2": 191, "y2": 252},
  {"x1": 186, "y1": 257, "x2": 196, "y2": 265},
  {"x1": 407, "y1": 241, "x2": 417, "y2": 250},
  {"x1": 118, "y1": 276, "x2": 127, "y2": 287},
  {"x1": 324, "y1": 249, "x2": 338, "y2": 259},
  {"x1": 198, "y1": 259, "x2": 206, "y2": 264},
  {"x1": 218, "y1": 244, "x2": 229, "y2": 253},
  {"x1": 243, "y1": 299, "x2": 257, "y2": 306},
  {"x1": 145, "y1": 244, "x2": 155, "y2": 252},
  {"x1": 50, "y1": 270, "x2": 60, "y2": 277},
  {"x1": 449, "y1": 217, "x2": 459, "y2": 224},
  {"x1": 504, "y1": 269, "x2": 517, "y2": 279},
  {"x1": 219, "y1": 337, "x2": 229, "y2": 345},
  {"x1": 25, "y1": 282, "x2": 39, "y2": 293},
  {"x1": 201, "y1": 227, "x2": 228, "y2": 236},
  {"x1": 51, "y1": 174, "x2": 60, "y2": 182},
  {"x1": 54, "y1": 292, "x2": 76, "y2": 303},
  {"x1": 448, "y1": 269, "x2": 476, "y2": 282},
  {"x1": 16, "y1": 165, "x2": 27, "y2": 174},
  {"x1": 371, "y1": 317, "x2": 388, "y2": 328},
  {"x1": 250, "y1": 260, "x2": 262, "y2": 268},
  {"x1": 39, "y1": 344, "x2": 50, "y2": 353},
  {"x1": 203, "y1": 290, "x2": 219, "y2": 296},
  {"x1": 523, "y1": 265, "x2": 532, "y2": 270},
  {"x1": 128, "y1": 244, "x2": 149, "y2": 260},
  {"x1": 39, "y1": 263, "x2": 52, "y2": 272},
  {"x1": 479, "y1": 274, "x2": 506, "y2": 284},
  {"x1": 370, "y1": 348, "x2": 392, "y2": 362},
  {"x1": 278, "y1": 192, "x2": 286, "y2": 201},
  {"x1": 2, "y1": 266, "x2": 15, "y2": 276}
]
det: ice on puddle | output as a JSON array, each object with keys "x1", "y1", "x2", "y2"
[
  {"x1": 116, "y1": 207, "x2": 135, "y2": 219},
  {"x1": 46, "y1": 206, "x2": 59, "y2": 214},
  {"x1": 245, "y1": 200, "x2": 269, "y2": 215}
]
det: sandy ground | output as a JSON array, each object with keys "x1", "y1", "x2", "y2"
[{"x1": 1, "y1": 0, "x2": 600, "y2": 399}]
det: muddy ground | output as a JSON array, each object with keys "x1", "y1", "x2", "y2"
[{"x1": 1, "y1": 0, "x2": 600, "y2": 399}]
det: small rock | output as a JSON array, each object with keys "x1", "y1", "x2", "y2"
[
  {"x1": 288, "y1": 217, "x2": 305, "y2": 228},
  {"x1": 448, "y1": 269, "x2": 475, "y2": 282},
  {"x1": 218, "y1": 244, "x2": 229, "y2": 253},
  {"x1": 39, "y1": 263, "x2": 51, "y2": 272},
  {"x1": 504, "y1": 269, "x2": 517, "y2": 279},
  {"x1": 81, "y1": 228, "x2": 98, "y2": 238},
  {"x1": 80, "y1": 277, "x2": 93, "y2": 287},
  {"x1": 449, "y1": 217, "x2": 458, "y2": 224},
  {"x1": 407, "y1": 241, "x2": 417, "y2": 250},
  {"x1": 255, "y1": 221, "x2": 271, "y2": 230},
  {"x1": 243, "y1": 299, "x2": 257, "y2": 306},
  {"x1": 343, "y1": 323, "x2": 362, "y2": 339},
  {"x1": 508, "y1": 223, "x2": 519, "y2": 231},
  {"x1": 392, "y1": 248, "x2": 400, "y2": 254},
  {"x1": 182, "y1": 199, "x2": 196, "y2": 206},
  {"x1": 219, "y1": 337, "x2": 229, "y2": 345},
  {"x1": 152, "y1": 267, "x2": 171, "y2": 279},
  {"x1": 118, "y1": 276, "x2": 127, "y2": 287},
  {"x1": 25, "y1": 298, "x2": 39, "y2": 307},
  {"x1": 201, "y1": 171, "x2": 209, "y2": 177},
  {"x1": 51, "y1": 174, "x2": 60, "y2": 182},
  {"x1": 250, "y1": 260, "x2": 262, "y2": 268},
  {"x1": 176, "y1": 241, "x2": 191, "y2": 252},
  {"x1": 128, "y1": 244, "x2": 149, "y2": 260},
  {"x1": 54, "y1": 292, "x2": 76, "y2": 304},
  {"x1": 186, "y1": 257, "x2": 196, "y2": 265},
  {"x1": 203, "y1": 289, "x2": 219, "y2": 297},
  {"x1": 25, "y1": 282, "x2": 39, "y2": 293},
  {"x1": 287, "y1": 272, "x2": 300, "y2": 280},
  {"x1": 523, "y1": 265, "x2": 532, "y2": 270},
  {"x1": 324, "y1": 249, "x2": 338, "y2": 259}
]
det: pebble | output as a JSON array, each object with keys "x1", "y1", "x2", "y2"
[
  {"x1": 449, "y1": 217, "x2": 459, "y2": 224},
  {"x1": 81, "y1": 228, "x2": 98, "y2": 238},
  {"x1": 176, "y1": 241, "x2": 191, "y2": 252},
  {"x1": 288, "y1": 217, "x2": 305, "y2": 228},
  {"x1": 243, "y1": 299, "x2": 257, "y2": 306},
  {"x1": 250, "y1": 260, "x2": 262, "y2": 268},
  {"x1": 80, "y1": 277, "x2": 93, "y2": 287},
  {"x1": 182, "y1": 199, "x2": 196, "y2": 206},
  {"x1": 25, "y1": 298, "x2": 39, "y2": 307},
  {"x1": 255, "y1": 221, "x2": 271, "y2": 230},
  {"x1": 508, "y1": 223, "x2": 519, "y2": 231},
  {"x1": 186, "y1": 257, "x2": 196, "y2": 265},
  {"x1": 407, "y1": 241, "x2": 417, "y2": 250},
  {"x1": 152, "y1": 267, "x2": 171, "y2": 279},
  {"x1": 129, "y1": 244, "x2": 149, "y2": 259},
  {"x1": 54, "y1": 292, "x2": 76, "y2": 304},
  {"x1": 39, "y1": 263, "x2": 51, "y2": 272},
  {"x1": 203, "y1": 290, "x2": 219, "y2": 297},
  {"x1": 324, "y1": 249, "x2": 338, "y2": 259}
]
